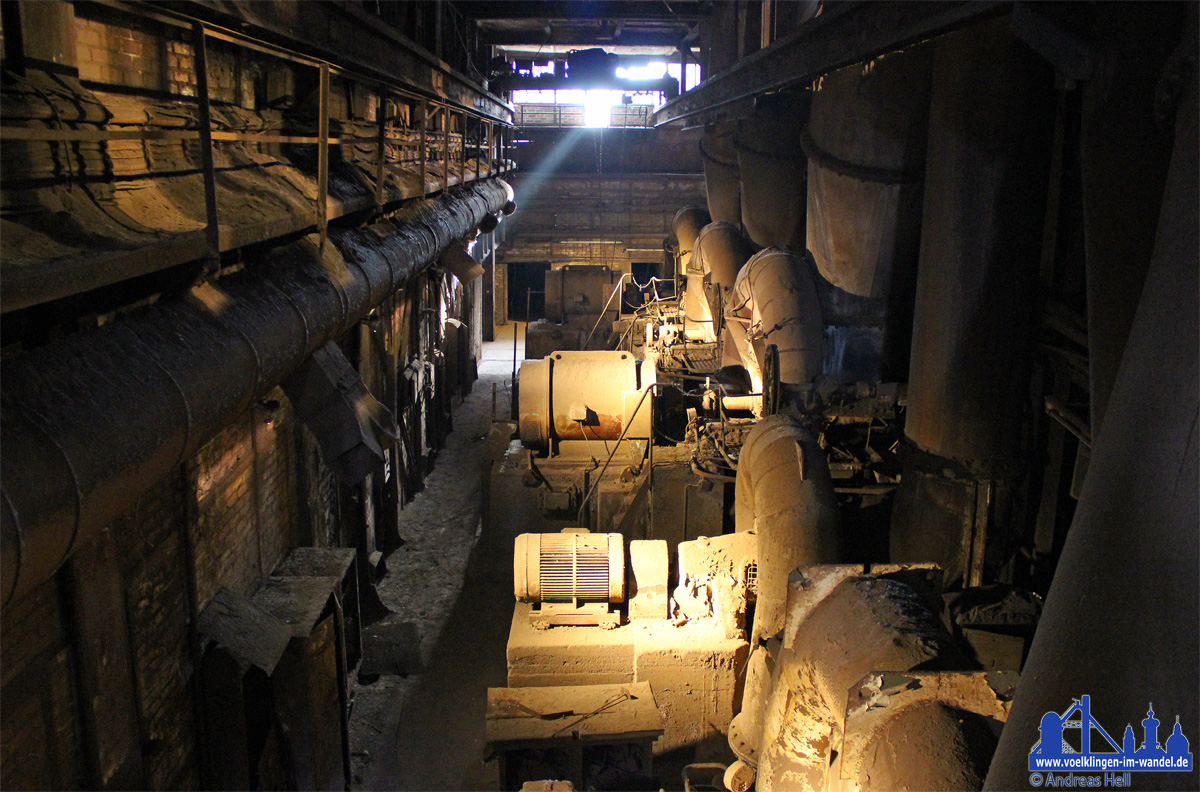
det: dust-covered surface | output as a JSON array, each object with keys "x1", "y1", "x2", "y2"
[{"x1": 350, "y1": 324, "x2": 523, "y2": 790}]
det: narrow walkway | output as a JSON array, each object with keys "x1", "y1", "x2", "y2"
[{"x1": 352, "y1": 323, "x2": 525, "y2": 791}]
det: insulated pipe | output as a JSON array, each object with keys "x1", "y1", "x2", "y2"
[
  {"x1": 0, "y1": 180, "x2": 510, "y2": 606},
  {"x1": 736, "y1": 92, "x2": 809, "y2": 250},
  {"x1": 700, "y1": 122, "x2": 742, "y2": 225},
  {"x1": 725, "y1": 248, "x2": 825, "y2": 391},
  {"x1": 694, "y1": 221, "x2": 756, "y2": 291},
  {"x1": 686, "y1": 221, "x2": 755, "y2": 345},
  {"x1": 734, "y1": 415, "x2": 840, "y2": 645},
  {"x1": 986, "y1": 49, "x2": 1198, "y2": 792}
]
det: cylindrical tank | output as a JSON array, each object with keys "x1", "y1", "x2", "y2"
[
  {"x1": 701, "y1": 122, "x2": 742, "y2": 226},
  {"x1": 737, "y1": 92, "x2": 810, "y2": 250},
  {"x1": 517, "y1": 351, "x2": 653, "y2": 450},
  {"x1": 804, "y1": 45, "x2": 934, "y2": 299},
  {"x1": 514, "y1": 531, "x2": 625, "y2": 604}
]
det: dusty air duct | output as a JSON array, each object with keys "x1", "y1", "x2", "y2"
[
  {"x1": 724, "y1": 248, "x2": 825, "y2": 390},
  {"x1": 280, "y1": 340, "x2": 399, "y2": 484},
  {"x1": 700, "y1": 122, "x2": 743, "y2": 226},
  {"x1": 673, "y1": 205, "x2": 717, "y2": 342},
  {"x1": 737, "y1": 92, "x2": 810, "y2": 250},
  {"x1": 0, "y1": 180, "x2": 510, "y2": 605},
  {"x1": 734, "y1": 414, "x2": 840, "y2": 646},
  {"x1": 802, "y1": 45, "x2": 933, "y2": 384}
]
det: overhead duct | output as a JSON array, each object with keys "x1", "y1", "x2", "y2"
[
  {"x1": 440, "y1": 242, "x2": 486, "y2": 284},
  {"x1": 724, "y1": 248, "x2": 825, "y2": 391},
  {"x1": 0, "y1": 180, "x2": 511, "y2": 606},
  {"x1": 804, "y1": 46, "x2": 933, "y2": 299},
  {"x1": 734, "y1": 414, "x2": 840, "y2": 646},
  {"x1": 280, "y1": 340, "x2": 399, "y2": 484},
  {"x1": 737, "y1": 93, "x2": 810, "y2": 250},
  {"x1": 700, "y1": 122, "x2": 742, "y2": 226}
]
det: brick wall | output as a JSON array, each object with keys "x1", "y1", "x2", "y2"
[
  {"x1": 0, "y1": 580, "x2": 85, "y2": 790},
  {"x1": 0, "y1": 390, "x2": 307, "y2": 789},
  {"x1": 76, "y1": 15, "x2": 167, "y2": 92},
  {"x1": 112, "y1": 477, "x2": 198, "y2": 790},
  {"x1": 0, "y1": 279, "x2": 478, "y2": 789}
]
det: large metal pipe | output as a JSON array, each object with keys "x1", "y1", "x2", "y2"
[
  {"x1": 734, "y1": 414, "x2": 840, "y2": 645},
  {"x1": 0, "y1": 180, "x2": 510, "y2": 605},
  {"x1": 694, "y1": 221, "x2": 756, "y2": 291},
  {"x1": 674, "y1": 206, "x2": 717, "y2": 342},
  {"x1": 736, "y1": 92, "x2": 809, "y2": 251},
  {"x1": 700, "y1": 122, "x2": 742, "y2": 226},
  {"x1": 735, "y1": 567, "x2": 971, "y2": 792},
  {"x1": 986, "y1": 46, "x2": 1198, "y2": 792},
  {"x1": 725, "y1": 248, "x2": 825, "y2": 390},
  {"x1": 890, "y1": 19, "x2": 1054, "y2": 584},
  {"x1": 687, "y1": 221, "x2": 756, "y2": 349}
]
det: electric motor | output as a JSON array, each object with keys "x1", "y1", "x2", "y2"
[{"x1": 513, "y1": 530, "x2": 625, "y2": 605}]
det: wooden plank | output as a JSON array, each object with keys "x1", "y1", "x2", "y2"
[
  {"x1": 250, "y1": 576, "x2": 341, "y2": 638},
  {"x1": 196, "y1": 590, "x2": 292, "y2": 675},
  {"x1": 485, "y1": 682, "x2": 663, "y2": 746}
]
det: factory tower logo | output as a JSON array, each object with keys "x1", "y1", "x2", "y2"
[{"x1": 1028, "y1": 695, "x2": 1193, "y2": 774}]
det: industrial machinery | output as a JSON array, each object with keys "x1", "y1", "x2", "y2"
[
  {"x1": 484, "y1": 196, "x2": 1045, "y2": 790},
  {"x1": 513, "y1": 529, "x2": 624, "y2": 628}
]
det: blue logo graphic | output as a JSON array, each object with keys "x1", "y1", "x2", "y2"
[{"x1": 1028, "y1": 695, "x2": 1193, "y2": 773}]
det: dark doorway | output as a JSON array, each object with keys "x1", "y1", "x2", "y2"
[{"x1": 508, "y1": 261, "x2": 550, "y2": 321}]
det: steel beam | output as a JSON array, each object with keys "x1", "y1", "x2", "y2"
[{"x1": 653, "y1": 0, "x2": 1009, "y2": 127}]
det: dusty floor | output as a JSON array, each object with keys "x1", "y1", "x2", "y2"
[{"x1": 351, "y1": 323, "x2": 525, "y2": 791}]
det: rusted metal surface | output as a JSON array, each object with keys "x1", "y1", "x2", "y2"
[{"x1": 517, "y1": 351, "x2": 651, "y2": 450}]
